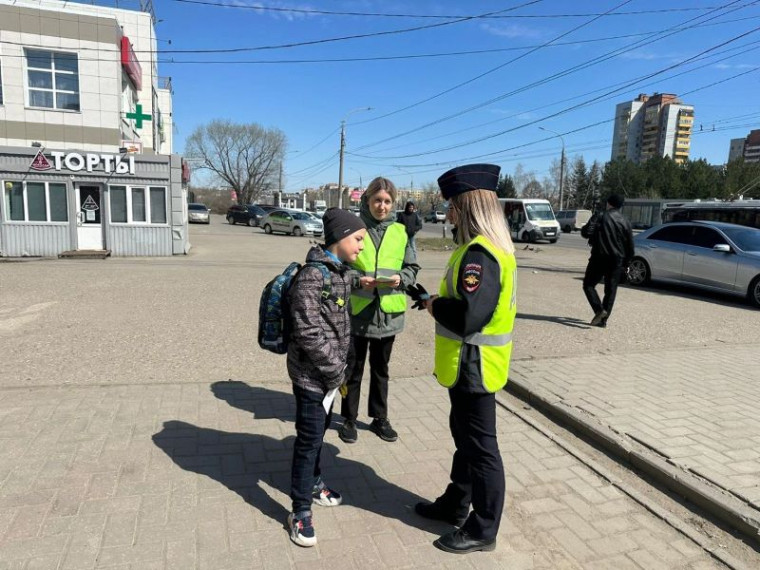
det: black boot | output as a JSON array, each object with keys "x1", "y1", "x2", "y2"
[{"x1": 434, "y1": 529, "x2": 496, "y2": 554}]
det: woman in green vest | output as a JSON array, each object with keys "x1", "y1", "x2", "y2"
[
  {"x1": 338, "y1": 177, "x2": 420, "y2": 444},
  {"x1": 415, "y1": 164, "x2": 516, "y2": 555}
]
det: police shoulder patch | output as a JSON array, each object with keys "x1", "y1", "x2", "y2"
[{"x1": 462, "y1": 262, "x2": 482, "y2": 293}]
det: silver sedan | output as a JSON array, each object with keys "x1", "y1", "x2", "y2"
[
  {"x1": 261, "y1": 209, "x2": 324, "y2": 237},
  {"x1": 628, "y1": 221, "x2": 760, "y2": 307}
]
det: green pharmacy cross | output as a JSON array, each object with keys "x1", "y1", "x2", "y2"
[{"x1": 126, "y1": 104, "x2": 152, "y2": 129}]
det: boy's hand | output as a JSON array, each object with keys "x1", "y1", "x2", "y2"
[{"x1": 359, "y1": 276, "x2": 376, "y2": 290}]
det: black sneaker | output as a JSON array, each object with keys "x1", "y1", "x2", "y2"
[
  {"x1": 338, "y1": 420, "x2": 357, "y2": 444},
  {"x1": 370, "y1": 418, "x2": 398, "y2": 442}
]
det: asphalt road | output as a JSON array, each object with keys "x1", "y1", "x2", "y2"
[{"x1": 2, "y1": 213, "x2": 757, "y2": 390}]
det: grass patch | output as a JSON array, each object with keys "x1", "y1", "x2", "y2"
[{"x1": 417, "y1": 237, "x2": 457, "y2": 251}]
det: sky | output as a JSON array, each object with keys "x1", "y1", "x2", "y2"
[{"x1": 118, "y1": 0, "x2": 759, "y2": 191}]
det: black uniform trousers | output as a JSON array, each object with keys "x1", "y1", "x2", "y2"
[
  {"x1": 341, "y1": 335, "x2": 395, "y2": 421},
  {"x1": 436, "y1": 386, "x2": 505, "y2": 541},
  {"x1": 582, "y1": 253, "x2": 625, "y2": 318}
]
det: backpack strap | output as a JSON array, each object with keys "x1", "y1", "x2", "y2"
[{"x1": 304, "y1": 262, "x2": 345, "y2": 308}]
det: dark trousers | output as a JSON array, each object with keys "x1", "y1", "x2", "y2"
[
  {"x1": 291, "y1": 385, "x2": 331, "y2": 514},
  {"x1": 436, "y1": 388, "x2": 505, "y2": 541},
  {"x1": 341, "y1": 335, "x2": 395, "y2": 421},
  {"x1": 582, "y1": 254, "x2": 625, "y2": 318}
]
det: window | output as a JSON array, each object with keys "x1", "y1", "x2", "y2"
[
  {"x1": 692, "y1": 227, "x2": 725, "y2": 249},
  {"x1": 648, "y1": 225, "x2": 694, "y2": 244},
  {"x1": 2, "y1": 181, "x2": 68, "y2": 222},
  {"x1": 109, "y1": 185, "x2": 168, "y2": 224},
  {"x1": 25, "y1": 49, "x2": 80, "y2": 111}
]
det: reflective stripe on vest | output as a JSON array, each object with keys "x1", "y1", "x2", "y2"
[
  {"x1": 350, "y1": 223, "x2": 408, "y2": 315},
  {"x1": 434, "y1": 236, "x2": 517, "y2": 393}
]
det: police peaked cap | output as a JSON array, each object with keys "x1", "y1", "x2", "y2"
[{"x1": 437, "y1": 163, "x2": 501, "y2": 199}]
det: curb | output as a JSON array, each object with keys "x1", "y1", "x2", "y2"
[{"x1": 506, "y1": 378, "x2": 760, "y2": 544}]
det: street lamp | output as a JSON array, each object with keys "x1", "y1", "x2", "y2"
[
  {"x1": 338, "y1": 107, "x2": 372, "y2": 208},
  {"x1": 539, "y1": 126, "x2": 566, "y2": 210}
]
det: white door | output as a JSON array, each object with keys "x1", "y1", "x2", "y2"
[{"x1": 76, "y1": 185, "x2": 103, "y2": 250}]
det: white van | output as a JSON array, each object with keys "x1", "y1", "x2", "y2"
[
  {"x1": 499, "y1": 198, "x2": 561, "y2": 243},
  {"x1": 556, "y1": 209, "x2": 592, "y2": 233}
]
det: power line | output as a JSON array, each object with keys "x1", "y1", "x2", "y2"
[
  {"x1": 352, "y1": 0, "x2": 756, "y2": 152},
  {"x1": 170, "y1": 0, "x2": 757, "y2": 20},
  {"x1": 361, "y1": 38, "x2": 760, "y2": 158},
  {"x1": 354, "y1": 0, "x2": 636, "y2": 126}
]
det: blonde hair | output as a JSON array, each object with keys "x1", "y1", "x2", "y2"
[
  {"x1": 449, "y1": 190, "x2": 515, "y2": 255},
  {"x1": 364, "y1": 177, "x2": 398, "y2": 203}
]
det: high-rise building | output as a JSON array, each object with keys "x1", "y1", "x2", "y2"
[
  {"x1": 728, "y1": 130, "x2": 760, "y2": 163},
  {"x1": 611, "y1": 93, "x2": 694, "y2": 164}
]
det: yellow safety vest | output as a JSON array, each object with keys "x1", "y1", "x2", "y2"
[
  {"x1": 350, "y1": 223, "x2": 408, "y2": 315},
  {"x1": 434, "y1": 235, "x2": 517, "y2": 392}
]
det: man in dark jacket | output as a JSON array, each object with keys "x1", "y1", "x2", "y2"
[
  {"x1": 396, "y1": 201, "x2": 423, "y2": 254},
  {"x1": 580, "y1": 193, "x2": 635, "y2": 328}
]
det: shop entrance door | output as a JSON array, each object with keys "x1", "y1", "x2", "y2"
[{"x1": 76, "y1": 185, "x2": 103, "y2": 250}]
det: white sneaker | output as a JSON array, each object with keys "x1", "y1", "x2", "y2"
[
  {"x1": 312, "y1": 485, "x2": 343, "y2": 507},
  {"x1": 288, "y1": 512, "x2": 317, "y2": 547}
]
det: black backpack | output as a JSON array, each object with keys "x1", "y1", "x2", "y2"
[{"x1": 258, "y1": 262, "x2": 335, "y2": 354}]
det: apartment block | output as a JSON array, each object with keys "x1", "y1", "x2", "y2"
[
  {"x1": 611, "y1": 93, "x2": 694, "y2": 164},
  {"x1": 728, "y1": 129, "x2": 760, "y2": 163}
]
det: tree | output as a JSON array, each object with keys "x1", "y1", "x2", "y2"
[
  {"x1": 567, "y1": 156, "x2": 588, "y2": 208},
  {"x1": 421, "y1": 181, "x2": 442, "y2": 212},
  {"x1": 496, "y1": 174, "x2": 517, "y2": 198},
  {"x1": 522, "y1": 179, "x2": 544, "y2": 198},
  {"x1": 722, "y1": 158, "x2": 760, "y2": 199},
  {"x1": 185, "y1": 120, "x2": 286, "y2": 205}
]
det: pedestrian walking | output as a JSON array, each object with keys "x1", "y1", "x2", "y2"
[
  {"x1": 396, "y1": 200, "x2": 423, "y2": 254},
  {"x1": 580, "y1": 193, "x2": 635, "y2": 328},
  {"x1": 338, "y1": 177, "x2": 420, "y2": 444},
  {"x1": 286, "y1": 209, "x2": 367, "y2": 547},
  {"x1": 416, "y1": 163, "x2": 517, "y2": 554}
]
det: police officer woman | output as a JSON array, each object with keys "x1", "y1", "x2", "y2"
[
  {"x1": 416, "y1": 164, "x2": 516, "y2": 554},
  {"x1": 338, "y1": 177, "x2": 420, "y2": 444}
]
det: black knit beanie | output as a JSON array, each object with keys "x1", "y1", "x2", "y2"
[{"x1": 322, "y1": 208, "x2": 366, "y2": 248}]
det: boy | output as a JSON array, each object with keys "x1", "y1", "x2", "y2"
[{"x1": 286, "y1": 208, "x2": 367, "y2": 547}]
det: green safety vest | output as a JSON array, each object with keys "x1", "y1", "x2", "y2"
[
  {"x1": 434, "y1": 235, "x2": 517, "y2": 392},
  {"x1": 350, "y1": 223, "x2": 408, "y2": 315}
]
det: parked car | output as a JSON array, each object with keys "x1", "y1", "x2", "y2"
[
  {"x1": 628, "y1": 221, "x2": 760, "y2": 307},
  {"x1": 188, "y1": 202, "x2": 210, "y2": 224},
  {"x1": 261, "y1": 209, "x2": 324, "y2": 237},
  {"x1": 226, "y1": 204, "x2": 266, "y2": 227},
  {"x1": 556, "y1": 209, "x2": 592, "y2": 233},
  {"x1": 425, "y1": 211, "x2": 446, "y2": 223}
]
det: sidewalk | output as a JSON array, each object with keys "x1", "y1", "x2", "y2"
[
  {"x1": 508, "y1": 343, "x2": 760, "y2": 540},
  {"x1": 0, "y1": 376, "x2": 730, "y2": 569}
]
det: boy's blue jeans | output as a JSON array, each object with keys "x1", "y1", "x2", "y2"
[{"x1": 291, "y1": 385, "x2": 332, "y2": 514}]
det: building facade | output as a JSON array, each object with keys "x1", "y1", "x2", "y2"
[
  {"x1": 0, "y1": 0, "x2": 189, "y2": 256},
  {"x1": 611, "y1": 93, "x2": 694, "y2": 164},
  {"x1": 728, "y1": 130, "x2": 760, "y2": 163}
]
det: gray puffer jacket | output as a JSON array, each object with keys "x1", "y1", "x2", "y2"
[
  {"x1": 287, "y1": 246, "x2": 353, "y2": 394},
  {"x1": 349, "y1": 200, "x2": 420, "y2": 339}
]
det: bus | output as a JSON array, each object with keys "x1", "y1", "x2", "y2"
[
  {"x1": 498, "y1": 198, "x2": 561, "y2": 243},
  {"x1": 662, "y1": 200, "x2": 760, "y2": 229},
  {"x1": 620, "y1": 199, "x2": 693, "y2": 230}
]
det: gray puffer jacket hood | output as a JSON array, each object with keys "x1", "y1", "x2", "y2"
[{"x1": 349, "y1": 197, "x2": 420, "y2": 339}]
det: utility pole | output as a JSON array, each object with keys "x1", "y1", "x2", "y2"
[
  {"x1": 559, "y1": 146, "x2": 565, "y2": 211},
  {"x1": 338, "y1": 122, "x2": 346, "y2": 209},
  {"x1": 337, "y1": 107, "x2": 372, "y2": 209},
  {"x1": 278, "y1": 160, "x2": 283, "y2": 208},
  {"x1": 539, "y1": 126, "x2": 566, "y2": 210}
]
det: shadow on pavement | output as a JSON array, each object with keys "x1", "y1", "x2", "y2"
[
  {"x1": 153, "y1": 382, "x2": 442, "y2": 534},
  {"x1": 517, "y1": 313, "x2": 591, "y2": 329}
]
